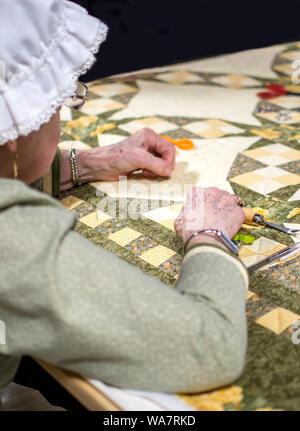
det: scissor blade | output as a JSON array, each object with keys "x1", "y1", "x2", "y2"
[
  {"x1": 262, "y1": 220, "x2": 298, "y2": 235},
  {"x1": 248, "y1": 242, "x2": 300, "y2": 273}
]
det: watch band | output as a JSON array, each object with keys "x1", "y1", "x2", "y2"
[{"x1": 184, "y1": 229, "x2": 239, "y2": 255}]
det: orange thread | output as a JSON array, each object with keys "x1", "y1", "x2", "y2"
[{"x1": 161, "y1": 135, "x2": 194, "y2": 150}]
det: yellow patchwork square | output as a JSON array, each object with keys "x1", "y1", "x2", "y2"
[
  {"x1": 60, "y1": 196, "x2": 84, "y2": 210},
  {"x1": 160, "y1": 219, "x2": 175, "y2": 231},
  {"x1": 280, "y1": 149, "x2": 300, "y2": 161},
  {"x1": 290, "y1": 113, "x2": 300, "y2": 123},
  {"x1": 239, "y1": 247, "x2": 257, "y2": 257},
  {"x1": 261, "y1": 244, "x2": 286, "y2": 257},
  {"x1": 198, "y1": 128, "x2": 226, "y2": 139},
  {"x1": 260, "y1": 112, "x2": 300, "y2": 124},
  {"x1": 79, "y1": 211, "x2": 108, "y2": 228},
  {"x1": 96, "y1": 210, "x2": 112, "y2": 224},
  {"x1": 159, "y1": 71, "x2": 200, "y2": 85},
  {"x1": 274, "y1": 64, "x2": 292, "y2": 75},
  {"x1": 230, "y1": 172, "x2": 265, "y2": 187},
  {"x1": 256, "y1": 308, "x2": 300, "y2": 334},
  {"x1": 140, "y1": 117, "x2": 162, "y2": 127},
  {"x1": 89, "y1": 83, "x2": 137, "y2": 97},
  {"x1": 280, "y1": 51, "x2": 300, "y2": 61},
  {"x1": 246, "y1": 290, "x2": 255, "y2": 300},
  {"x1": 242, "y1": 148, "x2": 272, "y2": 159},
  {"x1": 204, "y1": 119, "x2": 228, "y2": 128},
  {"x1": 169, "y1": 203, "x2": 184, "y2": 214},
  {"x1": 108, "y1": 227, "x2": 141, "y2": 246},
  {"x1": 140, "y1": 245, "x2": 176, "y2": 267},
  {"x1": 275, "y1": 173, "x2": 300, "y2": 186}
]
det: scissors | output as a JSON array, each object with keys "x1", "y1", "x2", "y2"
[{"x1": 242, "y1": 208, "x2": 300, "y2": 235}]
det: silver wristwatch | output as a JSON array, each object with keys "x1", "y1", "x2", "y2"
[{"x1": 184, "y1": 229, "x2": 239, "y2": 255}]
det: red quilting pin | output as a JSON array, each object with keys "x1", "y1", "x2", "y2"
[{"x1": 257, "y1": 83, "x2": 287, "y2": 99}]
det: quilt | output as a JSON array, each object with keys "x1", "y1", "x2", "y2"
[{"x1": 57, "y1": 42, "x2": 300, "y2": 411}]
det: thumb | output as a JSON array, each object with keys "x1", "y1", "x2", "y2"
[
  {"x1": 141, "y1": 151, "x2": 172, "y2": 177},
  {"x1": 142, "y1": 169, "x2": 158, "y2": 178}
]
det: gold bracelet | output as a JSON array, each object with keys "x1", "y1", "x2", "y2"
[{"x1": 69, "y1": 148, "x2": 82, "y2": 187}]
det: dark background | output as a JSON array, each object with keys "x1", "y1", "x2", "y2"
[{"x1": 73, "y1": 0, "x2": 300, "y2": 81}]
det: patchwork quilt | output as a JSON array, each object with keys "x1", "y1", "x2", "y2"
[{"x1": 58, "y1": 42, "x2": 300, "y2": 410}]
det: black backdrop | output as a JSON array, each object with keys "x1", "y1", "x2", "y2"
[{"x1": 75, "y1": 1, "x2": 300, "y2": 80}]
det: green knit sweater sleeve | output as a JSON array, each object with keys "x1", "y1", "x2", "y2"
[{"x1": 0, "y1": 178, "x2": 248, "y2": 400}]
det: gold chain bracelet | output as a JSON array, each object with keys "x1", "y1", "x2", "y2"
[{"x1": 69, "y1": 148, "x2": 81, "y2": 187}]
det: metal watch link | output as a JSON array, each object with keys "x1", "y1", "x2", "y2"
[{"x1": 184, "y1": 229, "x2": 239, "y2": 255}]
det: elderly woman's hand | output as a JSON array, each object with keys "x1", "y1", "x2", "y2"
[
  {"x1": 60, "y1": 128, "x2": 176, "y2": 189},
  {"x1": 174, "y1": 187, "x2": 245, "y2": 251}
]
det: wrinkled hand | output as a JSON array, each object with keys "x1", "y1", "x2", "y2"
[
  {"x1": 77, "y1": 128, "x2": 176, "y2": 182},
  {"x1": 174, "y1": 187, "x2": 245, "y2": 247}
]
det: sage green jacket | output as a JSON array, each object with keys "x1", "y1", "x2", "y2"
[{"x1": 0, "y1": 177, "x2": 248, "y2": 404}]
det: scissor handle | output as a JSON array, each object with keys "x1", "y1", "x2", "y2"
[{"x1": 242, "y1": 207, "x2": 258, "y2": 224}]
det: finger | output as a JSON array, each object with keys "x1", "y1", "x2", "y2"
[
  {"x1": 223, "y1": 194, "x2": 244, "y2": 210},
  {"x1": 140, "y1": 150, "x2": 173, "y2": 177},
  {"x1": 142, "y1": 169, "x2": 157, "y2": 178},
  {"x1": 230, "y1": 194, "x2": 243, "y2": 206},
  {"x1": 158, "y1": 138, "x2": 176, "y2": 170},
  {"x1": 143, "y1": 130, "x2": 176, "y2": 170},
  {"x1": 217, "y1": 193, "x2": 237, "y2": 209},
  {"x1": 237, "y1": 206, "x2": 246, "y2": 222},
  {"x1": 204, "y1": 187, "x2": 224, "y2": 200},
  {"x1": 174, "y1": 215, "x2": 185, "y2": 238},
  {"x1": 228, "y1": 194, "x2": 240, "y2": 206}
]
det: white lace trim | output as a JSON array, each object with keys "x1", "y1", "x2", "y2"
[{"x1": 0, "y1": 2, "x2": 108, "y2": 145}]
